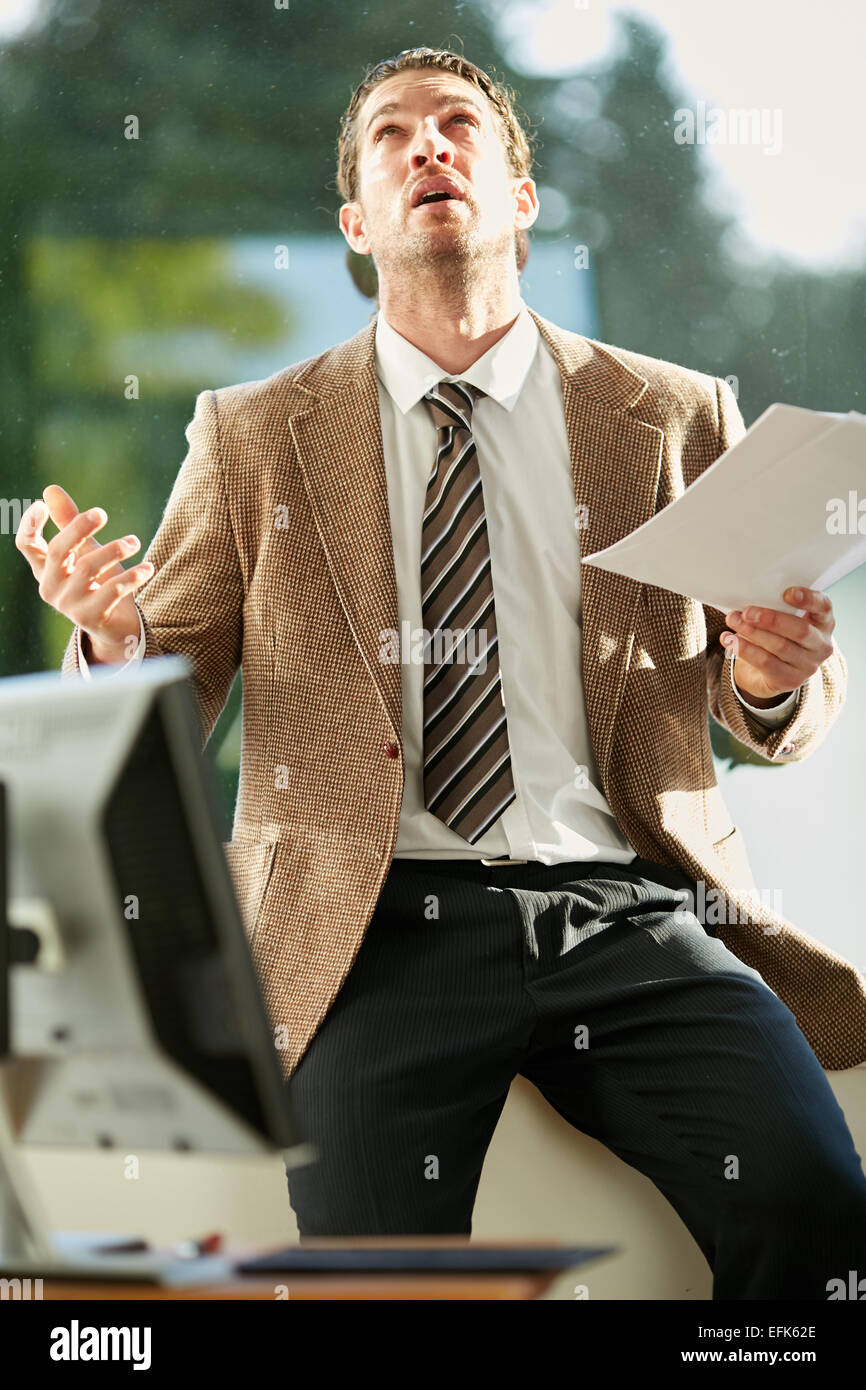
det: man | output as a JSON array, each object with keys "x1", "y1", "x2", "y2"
[{"x1": 18, "y1": 48, "x2": 866, "y2": 1298}]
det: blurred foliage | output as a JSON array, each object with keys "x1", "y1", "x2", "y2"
[
  {"x1": 27, "y1": 236, "x2": 287, "y2": 393},
  {"x1": 1, "y1": 0, "x2": 864, "y2": 830}
]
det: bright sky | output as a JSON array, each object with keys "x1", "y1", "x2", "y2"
[
  {"x1": 499, "y1": 0, "x2": 866, "y2": 268},
  {"x1": 0, "y1": 0, "x2": 35, "y2": 36},
  {"x1": 2, "y1": 0, "x2": 863, "y2": 267}
]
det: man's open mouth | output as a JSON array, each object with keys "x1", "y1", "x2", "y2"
[{"x1": 410, "y1": 177, "x2": 466, "y2": 209}]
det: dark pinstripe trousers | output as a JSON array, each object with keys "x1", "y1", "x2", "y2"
[{"x1": 285, "y1": 855, "x2": 866, "y2": 1299}]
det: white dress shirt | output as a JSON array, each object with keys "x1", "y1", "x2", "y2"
[{"x1": 78, "y1": 303, "x2": 798, "y2": 864}]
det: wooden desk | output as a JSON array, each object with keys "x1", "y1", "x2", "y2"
[
  {"x1": 41, "y1": 1272, "x2": 557, "y2": 1300},
  {"x1": 39, "y1": 1237, "x2": 602, "y2": 1300}
]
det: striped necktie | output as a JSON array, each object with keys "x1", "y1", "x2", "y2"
[{"x1": 419, "y1": 380, "x2": 516, "y2": 844}]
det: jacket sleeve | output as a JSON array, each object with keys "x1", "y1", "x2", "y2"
[
  {"x1": 704, "y1": 376, "x2": 847, "y2": 764},
  {"x1": 61, "y1": 389, "x2": 244, "y2": 749}
]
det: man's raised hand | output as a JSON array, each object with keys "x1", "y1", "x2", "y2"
[{"x1": 16, "y1": 483, "x2": 152, "y2": 664}]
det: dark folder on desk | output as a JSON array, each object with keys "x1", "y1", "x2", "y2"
[{"x1": 236, "y1": 1243, "x2": 616, "y2": 1275}]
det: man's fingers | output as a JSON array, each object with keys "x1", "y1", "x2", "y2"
[
  {"x1": 42, "y1": 484, "x2": 107, "y2": 568},
  {"x1": 76, "y1": 534, "x2": 140, "y2": 586},
  {"x1": 722, "y1": 583, "x2": 836, "y2": 679},
  {"x1": 14, "y1": 500, "x2": 51, "y2": 574},
  {"x1": 45, "y1": 506, "x2": 108, "y2": 569},
  {"x1": 728, "y1": 634, "x2": 805, "y2": 690},
  {"x1": 783, "y1": 586, "x2": 834, "y2": 630},
  {"x1": 17, "y1": 498, "x2": 47, "y2": 541},
  {"x1": 724, "y1": 590, "x2": 834, "y2": 661},
  {"x1": 42, "y1": 483, "x2": 82, "y2": 531},
  {"x1": 87, "y1": 562, "x2": 154, "y2": 621},
  {"x1": 92, "y1": 535, "x2": 141, "y2": 580},
  {"x1": 723, "y1": 620, "x2": 818, "y2": 669},
  {"x1": 725, "y1": 606, "x2": 812, "y2": 647}
]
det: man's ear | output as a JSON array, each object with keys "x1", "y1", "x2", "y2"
[
  {"x1": 339, "y1": 201, "x2": 371, "y2": 256},
  {"x1": 513, "y1": 177, "x2": 539, "y2": 232}
]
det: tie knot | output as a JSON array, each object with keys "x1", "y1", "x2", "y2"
[{"x1": 422, "y1": 379, "x2": 484, "y2": 433}]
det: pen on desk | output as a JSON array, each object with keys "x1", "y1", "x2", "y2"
[{"x1": 172, "y1": 1232, "x2": 223, "y2": 1258}]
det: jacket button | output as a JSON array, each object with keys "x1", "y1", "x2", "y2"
[{"x1": 383, "y1": 739, "x2": 399, "y2": 758}]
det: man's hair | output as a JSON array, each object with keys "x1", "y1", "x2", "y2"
[{"x1": 336, "y1": 47, "x2": 534, "y2": 274}]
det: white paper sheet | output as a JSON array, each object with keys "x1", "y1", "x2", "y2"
[{"x1": 581, "y1": 403, "x2": 866, "y2": 615}]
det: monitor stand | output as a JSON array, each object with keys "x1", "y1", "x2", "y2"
[{"x1": 0, "y1": 1082, "x2": 231, "y2": 1286}]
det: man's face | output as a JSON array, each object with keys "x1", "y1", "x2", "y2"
[{"x1": 340, "y1": 69, "x2": 537, "y2": 276}]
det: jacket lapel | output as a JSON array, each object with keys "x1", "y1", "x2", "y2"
[
  {"x1": 289, "y1": 339, "x2": 402, "y2": 736},
  {"x1": 289, "y1": 309, "x2": 665, "y2": 789},
  {"x1": 528, "y1": 311, "x2": 665, "y2": 787}
]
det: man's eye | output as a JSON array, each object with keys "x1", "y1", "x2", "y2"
[{"x1": 374, "y1": 114, "x2": 475, "y2": 142}]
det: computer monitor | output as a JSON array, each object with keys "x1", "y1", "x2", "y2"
[{"x1": 0, "y1": 655, "x2": 312, "y2": 1281}]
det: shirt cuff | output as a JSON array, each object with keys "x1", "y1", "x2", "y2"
[
  {"x1": 76, "y1": 610, "x2": 146, "y2": 681},
  {"x1": 728, "y1": 653, "x2": 800, "y2": 728}
]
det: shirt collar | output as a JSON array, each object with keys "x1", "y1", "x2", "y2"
[{"x1": 374, "y1": 301, "x2": 539, "y2": 415}]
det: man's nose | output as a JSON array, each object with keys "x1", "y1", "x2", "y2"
[{"x1": 409, "y1": 125, "x2": 454, "y2": 170}]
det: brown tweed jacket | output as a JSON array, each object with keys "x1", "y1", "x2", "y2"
[{"x1": 61, "y1": 308, "x2": 866, "y2": 1074}]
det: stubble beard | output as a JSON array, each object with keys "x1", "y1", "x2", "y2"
[{"x1": 372, "y1": 204, "x2": 515, "y2": 299}]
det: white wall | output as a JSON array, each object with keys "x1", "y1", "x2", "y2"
[{"x1": 21, "y1": 1067, "x2": 865, "y2": 1299}]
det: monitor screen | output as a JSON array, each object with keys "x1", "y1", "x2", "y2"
[{"x1": 0, "y1": 656, "x2": 305, "y2": 1162}]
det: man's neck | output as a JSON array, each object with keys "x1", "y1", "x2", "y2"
[{"x1": 378, "y1": 270, "x2": 524, "y2": 376}]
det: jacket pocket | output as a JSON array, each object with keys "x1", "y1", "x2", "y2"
[
  {"x1": 222, "y1": 837, "x2": 280, "y2": 945},
  {"x1": 709, "y1": 824, "x2": 755, "y2": 894}
]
